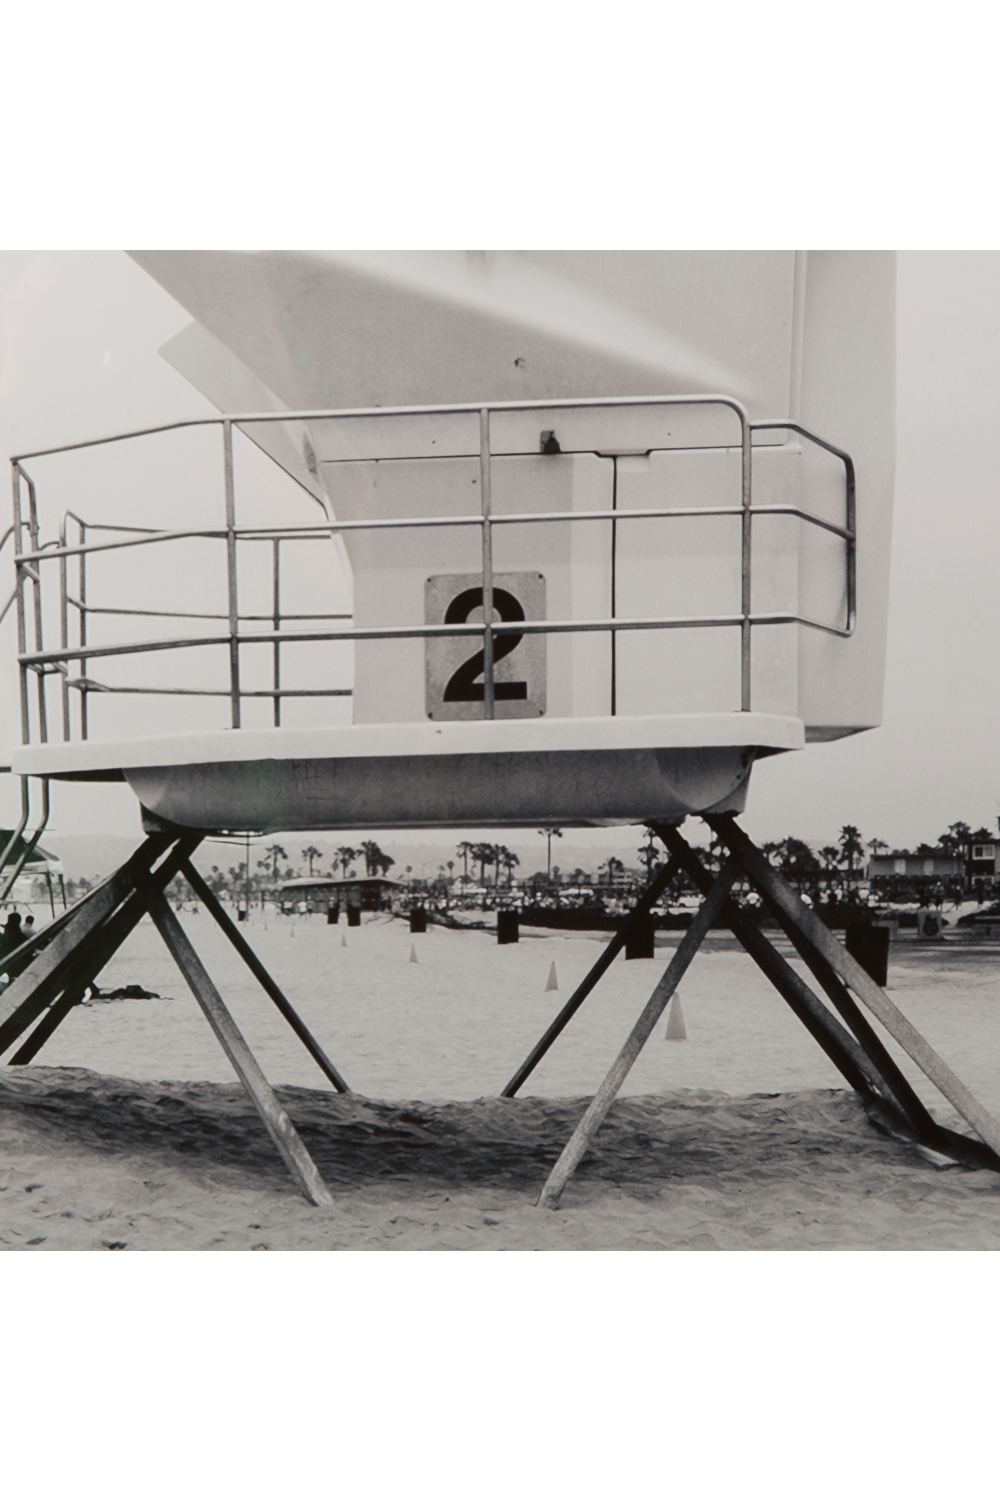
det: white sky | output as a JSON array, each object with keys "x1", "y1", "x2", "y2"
[{"x1": 1, "y1": 250, "x2": 998, "y2": 853}]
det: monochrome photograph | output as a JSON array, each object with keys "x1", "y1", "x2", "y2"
[{"x1": 1, "y1": 247, "x2": 998, "y2": 1253}]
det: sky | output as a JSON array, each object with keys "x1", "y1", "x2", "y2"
[{"x1": 1, "y1": 250, "x2": 998, "y2": 857}]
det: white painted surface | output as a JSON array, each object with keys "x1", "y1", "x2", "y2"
[{"x1": 10, "y1": 711, "x2": 804, "y2": 778}]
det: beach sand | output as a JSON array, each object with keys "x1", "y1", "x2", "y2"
[{"x1": 2, "y1": 911, "x2": 999, "y2": 1250}]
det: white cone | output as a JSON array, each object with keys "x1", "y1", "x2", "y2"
[
  {"x1": 341, "y1": 930, "x2": 348, "y2": 948},
  {"x1": 545, "y1": 961, "x2": 558, "y2": 992},
  {"x1": 665, "y1": 993, "x2": 687, "y2": 1041},
  {"x1": 409, "y1": 943, "x2": 418, "y2": 964}
]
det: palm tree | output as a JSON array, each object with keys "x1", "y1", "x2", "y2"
[
  {"x1": 819, "y1": 845, "x2": 841, "y2": 898},
  {"x1": 638, "y1": 830, "x2": 660, "y2": 875},
  {"x1": 498, "y1": 847, "x2": 520, "y2": 886},
  {"x1": 867, "y1": 837, "x2": 889, "y2": 858},
  {"x1": 335, "y1": 845, "x2": 357, "y2": 877},
  {"x1": 301, "y1": 845, "x2": 322, "y2": 878},
  {"x1": 537, "y1": 826, "x2": 563, "y2": 880},
  {"x1": 472, "y1": 842, "x2": 496, "y2": 886},
  {"x1": 264, "y1": 843, "x2": 288, "y2": 881},
  {"x1": 456, "y1": 841, "x2": 475, "y2": 883},
  {"x1": 939, "y1": 822, "x2": 972, "y2": 856},
  {"x1": 838, "y1": 825, "x2": 865, "y2": 885},
  {"x1": 359, "y1": 840, "x2": 383, "y2": 876}
]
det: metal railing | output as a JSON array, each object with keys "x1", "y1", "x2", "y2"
[{"x1": 9, "y1": 394, "x2": 856, "y2": 745}]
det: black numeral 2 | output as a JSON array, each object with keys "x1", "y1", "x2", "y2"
[{"x1": 443, "y1": 587, "x2": 528, "y2": 702}]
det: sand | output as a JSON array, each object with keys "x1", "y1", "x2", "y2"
[{"x1": 1, "y1": 910, "x2": 999, "y2": 1250}]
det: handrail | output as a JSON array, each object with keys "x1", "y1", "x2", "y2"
[
  {"x1": 11, "y1": 392, "x2": 750, "y2": 463},
  {"x1": 14, "y1": 501, "x2": 854, "y2": 565},
  {"x1": 9, "y1": 393, "x2": 855, "y2": 745}
]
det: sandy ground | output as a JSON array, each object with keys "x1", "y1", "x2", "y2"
[{"x1": 2, "y1": 909, "x2": 999, "y2": 1250}]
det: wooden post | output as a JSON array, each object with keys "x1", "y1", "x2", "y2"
[
  {"x1": 657, "y1": 827, "x2": 895, "y2": 1102},
  {"x1": 738, "y1": 880, "x2": 938, "y2": 1136},
  {"x1": 501, "y1": 856, "x2": 680, "y2": 1098},
  {"x1": 537, "y1": 860, "x2": 738, "y2": 1209},
  {"x1": 0, "y1": 834, "x2": 175, "y2": 1054},
  {"x1": 8, "y1": 836, "x2": 201, "y2": 1066},
  {"x1": 181, "y1": 859, "x2": 350, "y2": 1094},
  {"x1": 148, "y1": 896, "x2": 334, "y2": 1208},
  {"x1": 709, "y1": 815, "x2": 1000, "y2": 1158}
]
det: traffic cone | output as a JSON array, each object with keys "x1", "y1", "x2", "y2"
[
  {"x1": 341, "y1": 930, "x2": 348, "y2": 948},
  {"x1": 545, "y1": 961, "x2": 558, "y2": 992},
  {"x1": 665, "y1": 993, "x2": 687, "y2": 1041},
  {"x1": 409, "y1": 943, "x2": 419, "y2": 964}
]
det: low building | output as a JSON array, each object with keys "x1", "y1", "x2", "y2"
[
  {"x1": 868, "y1": 852, "x2": 961, "y2": 879},
  {"x1": 278, "y1": 875, "x2": 403, "y2": 912},
  {"x1": 968, "y1": 840, "x2": 998, "y2": 880}
]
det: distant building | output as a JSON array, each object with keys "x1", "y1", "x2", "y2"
[
  {"x1": 868, "y1": 852, "x2": 960, "y2": 879},
  {"x1": 278, "y1": 875, "x2": 402, "y2": 912},
  {"x1": 868, "y1": 841, "x2": 999, "y2": 894},
  {"x1": 968, "y1": 841, "x2": 998, "y2": 880}
]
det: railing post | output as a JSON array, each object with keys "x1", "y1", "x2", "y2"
[
  {"x1": 78, "y1": 516, "x2": 89, "y2": 739},
  {"x1": 479, "y1": 406, "x2": 495, "y2": 719},
  {"x1": 59, "y1": 513, "x2": 70, "y2": 740},
  {"x1": 272, "y1": 535, "x2": 281, "y2": 727},
  {"x1": 222, "y1": 419, "x2": 241, "y2": 728},
  {"x1": 24, "y1": 473, "x2": 48, "y2": 743},
  {"x1": 12, "y1": 464, "x2": 31, "y2": 746},
  {"x1": 739, "y1": 411, "x2": 752, "y2": 712}
]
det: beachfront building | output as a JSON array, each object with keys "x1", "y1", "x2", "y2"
[
  {"x1": 868, "y1": 852, "x2": 961, "y2": 880},
  {"x1": 868, "y1": 844, "x2": 1000, "y2": 901},
  {"x1": 278, "y1": 875, "x2": 402, "y2": 913},
  {"x1": 967, "y1": 840, "x2": 998, "y2": 881}
]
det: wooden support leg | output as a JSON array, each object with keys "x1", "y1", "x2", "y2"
[
  {"x1": 7, "y1": 836, "x2": 202, "y2": 1066},
  {"x1": 686, "y1": 825, "x2": 939, "y2": 1137},
  {"x1": 708, "y1": 814, "x2": 1000, "y2": 1159},
  {"x1": 656, "y1": 826, "x2": 922, "y2": 1120},
  {"x1": 180, "y1": 859, "x2": 350, "y2": 1094},
  {"x1": 0, "y1": 834, "x2": 176, "y2": 1055},
  {"x1": 660, "y1": 827, "x2": 1000, "y2": 1174},
  {"x1": 148, "y1": 895, "x2": 334, "y2": 1208},
  {"x1": 537, "y1": 860, "x2": 738, "y2": 1210},
  {"x1": 0, "y1": 837, "x2": 162, "y2": 980},
  {"x1": 501, "y1": 856, "x2": 682, "y2": 1098},
  {"x1": 750, "y1": 897, "x2": 938, "y2": 1135}
]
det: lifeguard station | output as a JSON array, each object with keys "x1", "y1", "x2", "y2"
[{"x1": 3, "y1": 250, "x2": 999, "y2": 1208}]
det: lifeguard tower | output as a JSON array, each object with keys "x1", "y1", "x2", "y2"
[{"x1": 4, "y1": 250, "x2": 999, "y2": 1207}]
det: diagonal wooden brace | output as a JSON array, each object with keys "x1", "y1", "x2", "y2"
[
  {"x1": 709, "y1": 814, "x2": 1000, "y2": 1159},
  {"x1": 148, "y1": 895, "x2": 334, "y2": 1208},
  {"x1": 7, "y1": 835, "x2": 203, "y2": 1066},
  {"x1": 180, "y1": 859, "x2": 350, "y2": 1094},
  {"x1": 501, "y1": 856, "x2": 681, "y2": 1098},
  {"x1": 0, "y1": 833, "x2": 176, "y2": 1054},
  {"x1": 537, "y1": 859, "x2": 739, "y2": 1209},
  {"x1": 655, "y1": 825, "x2": 923, "y2": 1122}
]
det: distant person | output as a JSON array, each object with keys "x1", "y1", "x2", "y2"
[
  {"x1": 0, "y1": 913, "x2": 30, "y2": 981},
  {"x1": 0, "y1": 912, "x2": 24, "y2": 959}
]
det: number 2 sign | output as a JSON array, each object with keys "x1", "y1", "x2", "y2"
[{"x1": 425, "y1": 572, "x2": 547, "y2": 720}]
